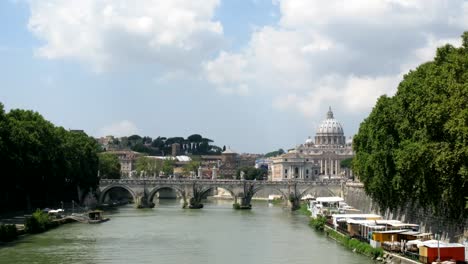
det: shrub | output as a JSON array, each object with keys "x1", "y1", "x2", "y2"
[
  {"x1": 25, "y1": 210, "x2": 52, "y2": 234},
  {"x1": 309, "y1": 215, "x2": 327, "y2": 231},
  {"x1": 325, "y1": 228, "x2": 384, "y2": 259},
  {"x1": 0, "y1": 224, "x2": 18, "y2": 242},
  {"x1": 298, "y1": 203, "x2": 311, "y2": 216}
]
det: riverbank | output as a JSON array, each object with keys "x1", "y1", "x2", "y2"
[
  {"x1": 0, "y1": 210, "x2": 89, "y2": 247},
  {"x1": 303, "y1": 205, "x2": 430, "y2": 264}
]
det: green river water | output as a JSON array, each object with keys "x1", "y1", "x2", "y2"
[{"x1": 0, "y1": 200, "x2": 374, "y2": 264}]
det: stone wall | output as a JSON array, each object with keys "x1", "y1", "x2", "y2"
[{"x1": 343, "y1": 183, "x2": 467, "y2": 243}]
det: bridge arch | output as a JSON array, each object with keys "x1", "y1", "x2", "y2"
[
  {"x1": 148, "y1": 186, "x2": 186, "y2": 202},
  {"x1": 298, "y1": 184, "x2": 339, "y2": 198},
  {"x1": 251, "y1": 185, "x2": 288, "y2": 201},
  {"x1": 99, "y1": 184, "x2": 137, "y2": 204},
  {"x1": 213, "y1": 186, "x2": 235, "y2": 199},
  {"x1": 208, "y1": 185, "x2": 236, "y2": 199}
]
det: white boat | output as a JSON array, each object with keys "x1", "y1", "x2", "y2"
[{"x1": 308, "y1": 196, "x2": 344, "y2": 218}]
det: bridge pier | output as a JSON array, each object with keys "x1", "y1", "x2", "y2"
[
  {"x1": 188, "y1": 183, "x2": 212, "y2": 209},
  {"x1": 288, "y1": 183, "x2": 303, "y2": 211}
]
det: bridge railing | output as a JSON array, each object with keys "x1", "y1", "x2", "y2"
[{"x1": 99, "y1": 178, "x2": 343, "y2": 186}]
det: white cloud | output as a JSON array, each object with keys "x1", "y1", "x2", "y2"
[
  {"x1": 27, "y1": 0, "x2": 223, "y2": 72},
  {"x1": 98, "y1": 120, "x2": 139, "y2": 137},
  {"x1": 203, "y1": 0, "x2": 467, "y2": 118}
]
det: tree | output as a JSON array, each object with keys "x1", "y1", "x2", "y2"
[
  {"x1": 161, "y1": 159, "x2": 175, "y2": 177},
  {"x1": 264, "y1": 149, "x2": 285, "y2": 158},
  {"x1": 340, "y1": 158, "x2": 353, "y2": 169},
  {"x1": 236, "y1": 167, "x2": 267, "y2": 180},
  {"x1": 0, "y1": 106, "x2": 100, "y2": 211},
  {"x1": 182, "y1": 157, "x2": 201, "y2": 176},
  {"x1": 135, "y1": 156, "x2": 161, "y2": 177},
  {"x1": 188, "y1": 134, "x2": 203, "y2": 142},
  {"x1": 353, "y1": 32, "x2": 468, "y2": 220},
  {"x1": 98, "y1": 153, "x2": 121, "y2": 179}
]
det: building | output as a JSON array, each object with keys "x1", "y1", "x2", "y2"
[
  {"x1": 219, "y1": 148, "x2": 238, "y2": 179},
  {"x1": 270, "y1": 107, "x2": 354, "y2": 181},
  {"x1": 106, "y1": 150, "x2": 142, "y2": 177}
]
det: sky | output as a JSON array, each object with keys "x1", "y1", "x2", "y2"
[{"x1": 0, "y1": 0, "x2": 467, "y2": 153}]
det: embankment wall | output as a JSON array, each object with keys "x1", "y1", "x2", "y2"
[{"x1": 343, "y1": 183, "x2": 467, "y2": 243}]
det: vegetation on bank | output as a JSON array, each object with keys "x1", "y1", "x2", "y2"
[
  {"x1": 353, "y1": 32, "x2": 468, "y2": 220},
  {"x1": 0, "y1": 104, "x2": 100, "y2": 213},
  {"x1": 24, "y1": 210, "x2": 57, "y2": 234},
  {"x1": 298, "y1": 203, "x2": 311, "y2": 216},
  {"x1": 309, "y1": 215, "x2": 327, "y2": 231},
  {"x1": 0, "y1": 224, "x2": 18, "y2": 242},
  {"x1": 325, "y1": 228, "x2": 383, "y2": 259}
]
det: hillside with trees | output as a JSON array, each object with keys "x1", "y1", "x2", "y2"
[
  {"x1": 353, "y1": 32, "x2": 468, "y2": 220},
  {"x1": 104, "y1": 134, "x2": 222, "y2": 156},
  {"x1": 0, "y1": 103, "x2": 100, "y2": 212}
]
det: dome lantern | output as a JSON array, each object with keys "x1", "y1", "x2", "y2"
[{"x1": 315, "y1": 107, "x2": 345, "y2": 145}]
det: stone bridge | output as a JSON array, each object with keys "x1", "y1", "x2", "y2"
[{"x1": 99, "y1": 179, "x2": 344, "y2": 210}]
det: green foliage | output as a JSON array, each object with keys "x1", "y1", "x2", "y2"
[
  {"x1": 232, "y1": 203, "x2": 241, "y2": 209},
  {"x1": 236, "y1": 166, "x2": 267, "y2": 180},
  {"x1": 0, "y1": 224, "x2": 18, "y2": 242},
  {"x1": 264, "y1": 149, "x2": 285, "y2": 158},
  {"x1": 135, "y1": 156, "x2": 161, "y2": 177},
  {"x1": 353, "y1": 32, "x2": 468, "y2": 220},
  {"x1": 340, "y1": 158, "x2": 353, "y2": 169},
  {"x1": 182, "y1": 157, "x2": 201, "y2": 176},
  {"x1": 298, "y1": 203, "x2": 311, "y2": 216},
  {"x1": 98, "y1": 153, "x2": 121, "y2": 179},
  {"x1": 309, "y1": 215, "x2": 327, "y2": 231},
  {"x1": 107, "y1": 134, "x2": 222, "y2": 156},
  {"x1": 326, "y1": 228, "x2": 384, "y2": 259},
  {"x1": 0, "y1": 106, "x2": 99, "y2": 212},
  {"x1": 24, "y1": 210, "x2": 56, "y2": 234},
  {"x1": 161, "y1": 159, "x2": 175, "y2": 176}
]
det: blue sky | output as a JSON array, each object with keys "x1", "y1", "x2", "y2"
[{"x1": 0, "y1": 0, "x2": 466, "y2": 153}]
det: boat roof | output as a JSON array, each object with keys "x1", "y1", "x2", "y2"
[
  {"x1": 347, "y1": 219, "x2": 379, "y2": 225},
  {"x1": 316, "y1": 197, "x2": 344, "y2": 202},
  {"x1": 332, "y1": 214, "x2": 382, "y2": 219},
  {"x1": 421, "y1": 241, "x2": 465, "y2": 248},
  {"x1": 373, "y1": 230, "x2": 407, "y2": 234},
  {"x1": 399, "y1": 231, "x2": 422, "y2": 236}
]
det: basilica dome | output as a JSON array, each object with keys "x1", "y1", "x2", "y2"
[
  {"x1": 316, "y1": 108, "x2": 344, "y2": 135},
  {"x1": 315, "y1": 107, "x2": 346, "y2": 146}
]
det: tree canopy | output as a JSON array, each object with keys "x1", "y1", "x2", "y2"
[
  {"x1": 236, "y1": 166, "x2": 267, "y2": 180},
  {"x1": 0, "y1": 104, "x2": 100, "y2": 212},
  {"x1": 105, "y1": 134, "x2": 222, "y2": 156},
  {"x1": 135, "y1": 156, "x2": 161, "y2": 177},
  {"x1": 98, "y1": 153, "x2": 121, "y2": 179},
  {"x1": 264, "y1": 149, "x2": 285, "y2": 158},
  {"x1": 353, "y1": 32, "x2": 468, "y2": 220}
]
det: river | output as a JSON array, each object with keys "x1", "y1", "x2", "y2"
[{"x1": 0, "y1": 199, "x2": 374, "y2": 264}]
